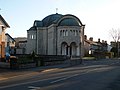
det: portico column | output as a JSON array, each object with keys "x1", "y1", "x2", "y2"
[
  {"x1": 76, "y1": 46, "x2": 80, "y2": 56},
  {"x1": 67, "y1": 46, "x2": 70, "y2": 56}
]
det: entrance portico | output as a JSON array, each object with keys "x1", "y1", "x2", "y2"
[{"x1": 61, "y1": 42, "x2": 80, "y2": 57}]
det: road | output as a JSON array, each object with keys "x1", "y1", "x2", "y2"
[{"x1": 0, "y1": 59, "x2": 120, "y2": 90}]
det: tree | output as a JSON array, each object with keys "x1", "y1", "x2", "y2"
[
  {"x1": 110, "y1": 28, "x2": 120, "y2": 42},
  {"x1": 110, "y1": 28, "x2": 120, "y2": 57},
  {"x1": 110, "y1": 47, "x2": 117, "y2": 57}
]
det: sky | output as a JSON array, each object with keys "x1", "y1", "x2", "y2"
[{"x1": 0, "y1": 0, "x2": 120, "y2": 44}]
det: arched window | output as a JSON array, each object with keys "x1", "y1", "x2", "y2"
[
  {"x1": 70, "y1": 30, "x2": 72, "y2": 36},
  {"x1": 29, "y1": 34, "x2": 31, "y2": 39},
  {"x1": 66, "y1": 30, "x2": 68, "y2": 36},
  {"x1": 75, "y1": 30, "x2": 77, "y2": 36},
  {"x1": 65, "y1": 30, "x2": 66, "y2": 36},
  {"x1": 73, "y1": 30, "x2": 75, "y2": 36},
  {"x1": 63, "y1": 30, "x2": 65, "y2": 36},
  {"x1": 75, "y1": 30, "x2": 78, "y2": 36},
  {"x1": 73, "y1": 30, "x2": 79, "y2": 36},
  {"x1": 60, "y1": 30, "x2": 62, "y2": 36},
  {"x1": 32, "y1": 35, "x2": 34, "y2": 39},
  {"x1": 34, "y1": 34, "x2": 36, "y2": 39}
]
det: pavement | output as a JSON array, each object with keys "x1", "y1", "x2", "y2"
[{"x1": 0, "y1": 62, "x2": 72, "y2": 81}]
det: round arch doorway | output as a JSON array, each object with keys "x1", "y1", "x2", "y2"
[
  {"x1": 61, "y1": 42, "x2": 68, "y2": 55},
  {"x1": 70, "y1": 42, "x2": 77, "y2": 57},
  {"x1": 61, "y1": 42, "x2": 77, "y2": 57}
]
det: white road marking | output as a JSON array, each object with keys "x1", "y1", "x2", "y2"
[
  {"x1": 41, "y1": 68, "x2": 59, "y2": 72},
  {"x1": 28, "y1": 86, "x2": 41, "y2": 90},
  {"x1": 50, "y1": 66, "x2": 114, "y2": 84},
  {"x1": 0, "y1": 75, "x2": 67, "y2": 89},
  {"x1": 50, "y1": 74, "x2": 79, "y2": 84}
]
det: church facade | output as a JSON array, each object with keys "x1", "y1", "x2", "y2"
[{"x1": 26, "y1": 13, "x2": 85, "y2": 58}]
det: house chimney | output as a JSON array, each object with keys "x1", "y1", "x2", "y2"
[
  {"x1": 98, "y1": 38, "x2": 100, "y2": 42},
  {"x1": 105, "y1": 41, "x2": 107, "y2": 44},
  {"x1": 102, "y1": 40, "x2": 105, "y2": 43},
  {"x1": 84, "y1": 35, "x2": 87, "y2": 40},
  {"x1": 89, "y1": 37, "x2": 93, "y2": 41}
]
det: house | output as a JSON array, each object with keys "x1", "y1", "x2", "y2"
[
  {"x1": 84, "y1": 35, "x2": 108, "y2": 58},
  {"x1": 5, "y1": 33, "x2": 16, "y2": 55},
  {"x1": 0, "y1": 15, "x2": 10, "y2": 59},
  {"x1": 14, "y1": 37, "x2": 27, "y2": 54}
]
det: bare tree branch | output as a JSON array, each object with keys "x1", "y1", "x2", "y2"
[{"x1": 110, "y1": 28, "x2": 120, "y2": 42}]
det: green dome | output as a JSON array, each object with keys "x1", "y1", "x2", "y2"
[
  {"x1": 42, "y1": 13, "x2": 63, "y2": 27},
  {"x1": 58, "y1": 18, "x2": 80, "y2": 26},
  {"x1": 32, "y1": 14, "x2": 82, "y2": 28}
]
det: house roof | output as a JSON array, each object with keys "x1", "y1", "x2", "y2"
[
  {"x1": 85, "y1": 40, "x2": 96, "y2": 45},
  {"x1": 5, "y1": 33, "x2": 15, "y2": 42},
  {"x1": 0, "y1": 15, "x2": 10, "y2": 28}
]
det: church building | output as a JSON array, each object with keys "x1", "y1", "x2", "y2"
[{"x1": 26, "y1": 13, "x2": 85, "y2": 58}]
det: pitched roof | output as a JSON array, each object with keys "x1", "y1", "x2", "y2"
[
  {"x1": 0, "y1": 15, "x2": 10, "y2": 28},
  {"x1": 85, "y1": 40, "x2": 96, "y2": 45},
  {"x1": 5, "y1": 33, "x2": 15, "y2": 42}
]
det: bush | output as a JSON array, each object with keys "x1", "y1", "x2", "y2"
[{"x1": 17, "y1": 55, "x2": 34, "y2": 64}]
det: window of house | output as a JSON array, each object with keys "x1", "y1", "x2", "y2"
[
  {"x1": 63, "y1": 30, "x2": 65, "y2": 36},
  {"x1": 65, "y1": 30, "x2": 66, "y2": 36},
  {"x1": 70, "y1": 30, "x2": 72, "y2": 36},
  {"x1": 30, "y1": 35, "x2": 32, "y2": 39},
  {"x1": 7, "y1": 42, "x2": 9, "y2": 47},
  {"x1": 60, "y1": 30, "x2": 62, "y2": 36},
  {"x1": 75, "y1": 30, "x2": 78, "y2": 36},
  {"x1": 32, "y1": 35, "x2": 34, "y2": 39},
  {"x1": 60, "y1": 30, "x2": 69, "y2": 37},
  {"x1": 66, "y1": 30, "x2": 68, "y2": 36},
  {"x1": 75, "y1": 30, "x2": 77, "y2": 36},
  {"x1": 76, "y1": 30, "x2": 78, "y2": 36},
  {"x1": 12, "y1": 41, "x2": 14, "y2": 44},
  {"x1": 73, "y1": 30, "x2": 75, "y2": 36},
  {"x1": 34, "y1": 34, "x2": 36, "y2": 39}
]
